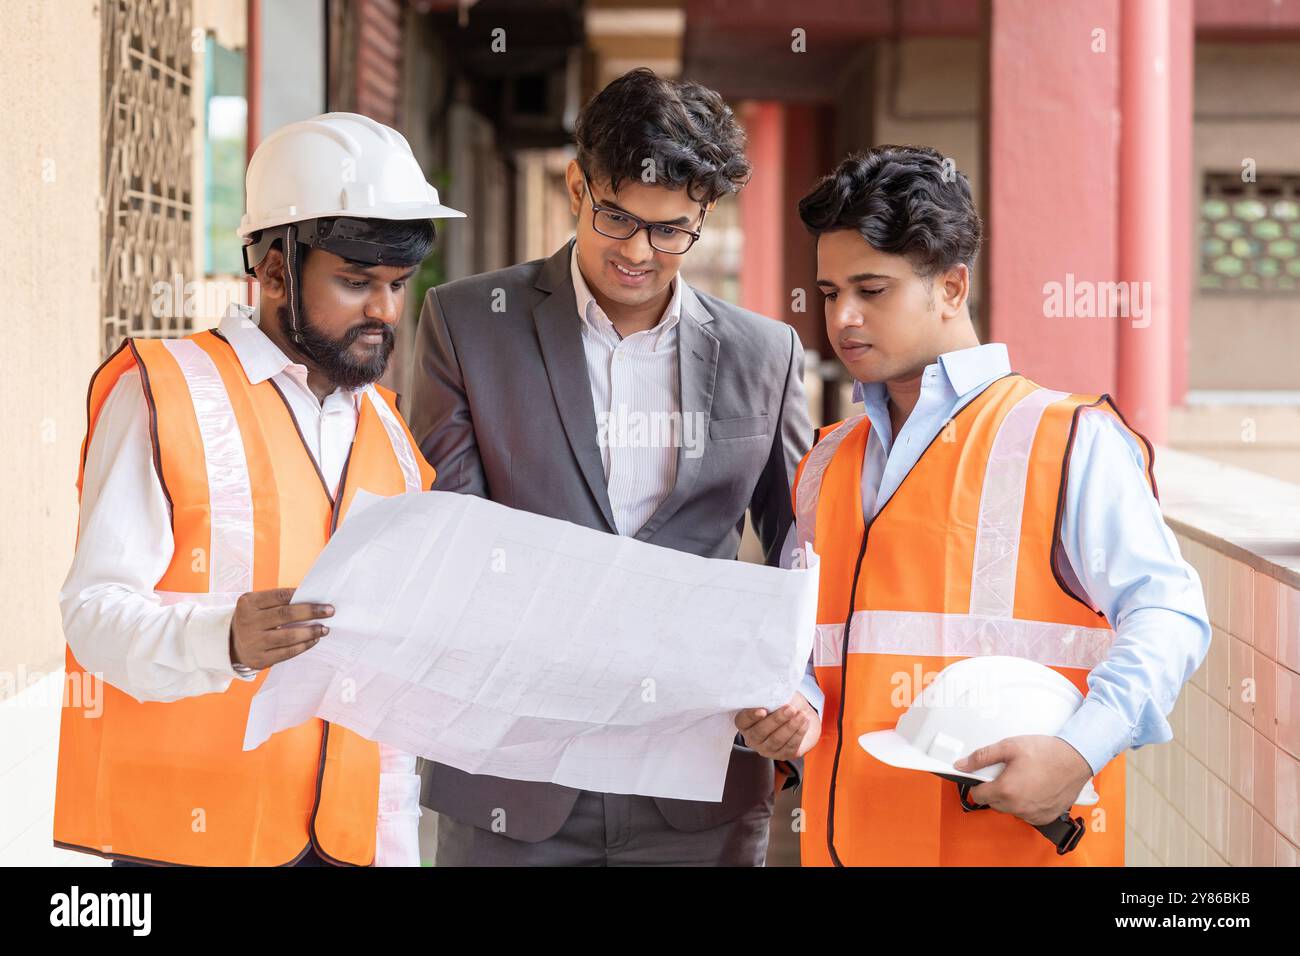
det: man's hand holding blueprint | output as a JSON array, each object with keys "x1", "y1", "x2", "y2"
[{"x1": 243, "y1": 490, "x2": 819, "y2": 803}]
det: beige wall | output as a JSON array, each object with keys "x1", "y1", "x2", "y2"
[
  {"x1": 867, "y1": 38, "x2": 984, "y2": 334},
  {"x1": 870, "y1": 38, "x2": 982, "y2": 199},
  {"x1": 0, "y1": 0, "x2": 101, "y2": 699},
  {"x1": 1170, "y1": 403, "x2": 1300, "y2": 485},
  {"x1": 1191, "y1": 42, "x2": 1300, "y2": 392}
]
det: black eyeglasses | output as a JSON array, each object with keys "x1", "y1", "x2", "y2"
[{"x1": 581, "y1": 173, "x2": 707, "y2": 255}]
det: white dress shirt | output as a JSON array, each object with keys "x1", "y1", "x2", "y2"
[
  {"x1": 571, "y1": 246, "x2": 683, "y2": 536},
  {"x1": 60, "y1": 304, "x2": 421, "y2": 866},
  {"x1": 573, "y1": 251, "x2": 826, "y2": 722}
]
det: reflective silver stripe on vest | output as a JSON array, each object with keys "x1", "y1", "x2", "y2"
[
  {"x1": 794, "y1": 414, "x2": 867, "y2": 553},
  {"x1": 968, "y1": 388, "x2": 1069, "y2": 618},
  {"x1": 365, "y1": 386, "x2": 422, "y2": 494},
  {"x1": 160, "y1": 339, "x2": 255, "y2": 596},
  {"x1": 799, "y1": 385, "x2": 1112, "y2": 671},
  {"x1": 812, "y1": 610, "x2": 1113, "y2": 670},
  {"x1": 156, "y1": 591, "x2": 242, "y2": 607}
]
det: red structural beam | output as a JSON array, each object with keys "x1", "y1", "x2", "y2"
[{"x1": 1118, "y1": 0, "x2": 1173, "y2": 443}]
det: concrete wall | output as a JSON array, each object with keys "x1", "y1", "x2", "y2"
[
  {"x1": 0, "y1": 0, "x2": 103, "y2": 864},
  {"x1": 870, "y1": 38, "x2": 982, "y2": 199},
  {"x1": 0, "y1": 0, "x2": 101, "y2": 699},
  {"x1": 1191, "y1": 41, "x2": 1300, "y2": 391}
]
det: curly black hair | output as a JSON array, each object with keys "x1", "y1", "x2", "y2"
[
  {"x1": 574, "y1": 68, "x2": 751, "y2": 205},
  {"x1": 798, "y1": 146, "x2": 982, "y2": 277}
]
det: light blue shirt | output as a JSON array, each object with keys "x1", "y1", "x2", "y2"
[{"x1": 792, "y1": 343, "x2": 1211, "y2": 775}]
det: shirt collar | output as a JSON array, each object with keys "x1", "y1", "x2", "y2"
[
  {"x1": 217, "y1": 303, "x2": 362, "y2": 406},
  {"x1": 569, "y1": 243, "x2": 683, "y2": 349},
  {"x1": 218, "y1": 303, "x2": 300, "y2": 385},
  {"x1": 852, "y1": 342, "x2": 1011, "y2": 405}
]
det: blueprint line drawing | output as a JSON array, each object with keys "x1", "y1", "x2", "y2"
[{"x1": 243, "y1": 490, "x2": 819, "y2": 802}]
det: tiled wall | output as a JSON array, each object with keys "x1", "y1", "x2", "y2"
[{"x1": 1126, "y1": 531, "x2": 1300, "y2": 866}]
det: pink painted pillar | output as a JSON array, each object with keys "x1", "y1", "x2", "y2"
[
  {"x1": 984, "y1": 0, "x2": 1121, "y2": 395},
  {"x1": 739, "y1": 102, "x2": 786, "y2": 324},
  {"x1": 1118, "y1": 0, "x2": 1173, "y2": 443},
  {"x1": 1169, "y1": 1, "x2": 1194, "y2": 407}
]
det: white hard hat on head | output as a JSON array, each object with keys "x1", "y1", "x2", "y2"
[
  {"x1": 238, "y1": 111, "x2": 465, "y2": 239},
  {"x1": 859, "y1": 655, "x2": 1099, "y2": 806}
]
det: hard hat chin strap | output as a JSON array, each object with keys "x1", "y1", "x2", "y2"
[
  {"x1": 279, "y1": 224, "x2": 333, "y2": 371},
  {"x1": 939, "y1": 773, "x2": 1087, "y2": 856},
  {"x1": 284, "y1": 223, "x2": 305, "y2": 347}
]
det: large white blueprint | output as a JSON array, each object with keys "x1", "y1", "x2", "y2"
[{"x1": 242, "y1": 490, "x2": 819, "y2": 802}]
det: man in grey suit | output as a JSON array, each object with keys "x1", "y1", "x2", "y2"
[{"x1": 405, "y1": 68, "x2": 820, "y2": 866}]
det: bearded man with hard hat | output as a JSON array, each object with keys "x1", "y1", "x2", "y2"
[
  {"x1": 734, "y1": 146, "x2": 1210, "y2": 866},
  {"x1": 54, "y1": 113, "x2": 463, "y2": 867}
]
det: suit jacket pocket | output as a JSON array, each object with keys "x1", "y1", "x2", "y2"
[{"x1": 709, "y1": 414, "x2": 769, "y2": 440}]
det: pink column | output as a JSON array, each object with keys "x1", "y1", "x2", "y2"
[
  {"x1": 739, "y1": 102, "x2": 785, "y2": 323},
  {"x1": 1118, "y1": 0, "x2": 1173, "y2": 442},
  {"x1": 985, "y1": 0, "x2": 1122, "y2": 395},
  {"x1": 1169, "y1": 1, "x2": 1194, "y2": 407}
]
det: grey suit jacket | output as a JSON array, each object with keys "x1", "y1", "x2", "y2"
[{"x1": 405, "y1": 240, "x2": 812, "y2": 843}]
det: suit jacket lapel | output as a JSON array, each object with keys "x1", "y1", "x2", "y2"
[
  {"x1": 634, "y1": 284, "x2": 718, "y2": 541},
  {"x1": 533, "y1": 242, "x2": 619, "y2": 533}
]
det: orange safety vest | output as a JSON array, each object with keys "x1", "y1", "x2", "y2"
[
  {"x1": 54, "y1": 329, "x2": 435, "y2": 866},
  {"x1": 794, "y1": 374, "x2": 1155, "y2": 867}
]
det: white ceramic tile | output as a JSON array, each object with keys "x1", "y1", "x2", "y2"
[
  {"x1": 1252, "y1": 810, "x2": 1276, "y2": 866},
  {"x1": 1253, "y1": 650, "x2": 1277, "y2": 743},
  {"x1": 1208, "y1": 627, "x2": 1232, "y2": 709},
  {"x1": 1229, "y1": 713, "x2": 1254, "y2": 802},
  {"x1": 1280, "y1": 585, "x2": 1300, "y2": 673},
  {"x1": 1274, "y1": 748, "x2": 1300, "y2": 846},
  {"x1": 1188, "y1": 683, "x2": 1208, "y2": 764},
  {"x1": 1277, "y1": 834, "x2": 1299, "y2": 867},
  {"x1": 1187, "y1": 756, "x2": 1208, "y2": 838},
  {"x1": 1253, "y1": 571, "x2": 1279, "y2": 660},
  {"x1": 1228, "y1": 790, "x2": 1252, "y2": 867},
  {"x1": 1208, "y1": 699, "x2": 1231, "y2": 782},
  {"x1": 1229, "y1": 561, "x2": 1255, "y2": 642},
  {"x1": 1277, "y1": 663, "x2": 1300, "y2": 761},
  {"x1": 1255, "y1": 734, "x2": 1277, "y2": 826},
  {"x1": 1206, "y1": 772, "x2": 1230, "y2": 858},
  {"x1": 1229, "y1": 635, "x2": 1254, "y2": 721}
]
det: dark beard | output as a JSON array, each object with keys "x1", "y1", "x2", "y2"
[{"x1": 277, "y1": 302, "x2": 395, "y2": 390}]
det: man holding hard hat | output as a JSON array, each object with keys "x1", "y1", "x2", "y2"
[{"x1": 734, "y1": 146, "x2": 1210, "y2": 866}]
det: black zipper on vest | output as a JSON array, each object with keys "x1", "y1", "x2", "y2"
[
  {"x1": 825, "y1": 524, "x2": 871, "y2": 867},
  {"x1": 310, "y1": 432, "x2": 359, "y2": 864}
]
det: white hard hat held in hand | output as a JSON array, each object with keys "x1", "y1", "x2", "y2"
[
  {"x1": 239, "y1": 111, "x2": 465, "y2": 240},
  {"x1": 858, "y1": 655, "x2": 1100, "y2": 807}
]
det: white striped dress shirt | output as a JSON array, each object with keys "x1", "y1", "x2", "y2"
[
  {"x1": 60, "y1": 305, "x2": 421, "y2": 865},
  {"x1": 571, "y1": 247, "x2": 684, "y2": 536}
]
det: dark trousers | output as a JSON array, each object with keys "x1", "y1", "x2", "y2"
[{"x1": 435, "y1": 789, "x2": 774, "y2": 866}]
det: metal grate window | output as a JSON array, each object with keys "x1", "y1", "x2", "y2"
[
  {"x1": 1200, "y1": 172, "x2": 1300, "y2": 294},
  {"x1": 101, "y1": 0, "x2": 196, "y2": 358}
]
